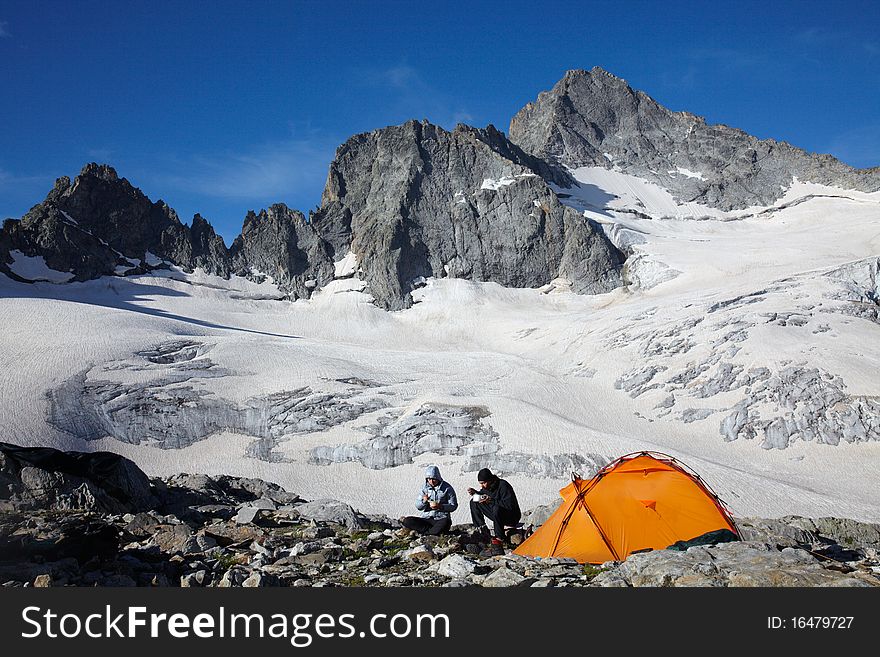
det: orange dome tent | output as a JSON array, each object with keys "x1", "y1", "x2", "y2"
[{"x1": 513, "y1": 451, "x2": 738, "y2": 564}]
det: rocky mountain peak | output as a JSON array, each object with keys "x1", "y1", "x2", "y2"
[
  {"x1": 1, "y1": 108, "x2": 626, "y2": 309},
  {"x1": 561, "y1": 66, "x2": 633, "y2": 90},
  {"x1": 239, "y1": 204, "x2": 310, "y2": 243},
  {"x1": 51, "y1": 175, "x2": 71, "y2": 193},
  {"x1": 79, "y1": 162, "x2": 120, "y2": 182},
  {"x1": 509, "y1": 68, "x2": 880, "y2": 210},
  {"x1": 230, "y1": 203, "x2": 333, "y2": 297},
  {"x1": 311, "y1": 118, "x2": 623, "y2": 309}
]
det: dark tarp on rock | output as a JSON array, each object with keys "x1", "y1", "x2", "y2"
[{"x1": 665, "y1": 528, "x2": 740, "y2": 551}]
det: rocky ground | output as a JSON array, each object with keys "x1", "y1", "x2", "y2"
[{"x1": 1, "y1": 443, "x2": 879, "y2": 588}]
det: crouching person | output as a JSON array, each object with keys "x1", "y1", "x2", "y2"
[
  {"x1": 468, "y1": 467, "x2": 521, "y2": 546},
  {"x1": 399, "y1": 465, "x2": 458, "y2": 535}
]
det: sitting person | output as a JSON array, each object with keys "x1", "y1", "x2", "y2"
[
  {"x1": 467, "y1": 467, "x2": 521, "y2": 545},
  {"x1": 399, "y1": 465, "x2": 458, "y2": 535}
]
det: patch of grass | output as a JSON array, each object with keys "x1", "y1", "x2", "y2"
[
  {"x1": 345, "y1": 549, "x2": 373, "y2": 560},
  {"x1": 215, "y1": 551, "x2": 239, "y2": 571},
  {"x1": 338, "y1": 573, "x2": 367, "y2": 587},
  {"x1": 582, "y1": 564, "x2": 605, "y2": 578},
  {"x1": 383, "y1": 539, "x2": 411, "y2": 556}
]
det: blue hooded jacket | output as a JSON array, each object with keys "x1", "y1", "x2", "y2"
[{"x1": 415, "y1": 465, "x2": 458, "y2": 520}]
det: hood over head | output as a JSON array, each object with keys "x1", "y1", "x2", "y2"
[{"x1": 424, "y1": 465, "x2": 443, "y2": 482}]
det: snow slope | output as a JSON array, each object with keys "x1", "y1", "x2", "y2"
[{"x1": 2, "y1": 172, "x2": 879, "y2": 525}]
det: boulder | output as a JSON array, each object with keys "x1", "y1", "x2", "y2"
[
  {"x1": 481, "y1": 566, "x2": 532, "y2": 587},
  {"x1": 600, "y1": 541, "x2": 871, "y2": 587},
  {"x1": 0, "y1": 442, "x2": 155, "y2": 513},
  {"x1": 432, "y1": 554, "x2": 477, "y2": 579},
  {"x1": 292, "y1": 499, "x2": 363, "y2": 529}
]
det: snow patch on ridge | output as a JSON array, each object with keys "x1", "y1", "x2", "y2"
[
  {"x1": 674, "y1": 167, "x2": 706, "y2": 181},
  {"x1": 59, "y1": 211, "x2": 79, "y2": 225},
  {"x1": 8, "y1": 251, "x2": 74, "y2": 283},
  {"x1": 554, "y1": 167, "x2": 728, "y2": 220},
  {"x1": 556, "y1": 167, "x2": 880, "y2": 223},
  {"x1": 334, "y1": 251, "x2": 359, "y2": 279},
  {"x1": 143, "y1": 252, "x2": 165, "y2": 267},
  {"x1": 479, "y1": 173, "x2": 538, "y2": 192}
]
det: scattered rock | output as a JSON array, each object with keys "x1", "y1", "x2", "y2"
[
  {"x1": 293, "y1": 499, "x2": 363, "y2": 529},
  {"x1": 433, "y1": 554, "x2": 478, "y2": 579},
  {"x1": 234, "y1": 507, "x2": 263, "y2": 525},
  {"x1": 1, "y1": 444, "x2": 878, "y2": 588},
  {"x1": 33, "y1": 574, "x2": 52, "y2": 588},
  {"x1": 481, "y1": 566, "x2": 532, "y2": 587}
]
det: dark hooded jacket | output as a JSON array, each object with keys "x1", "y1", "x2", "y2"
[
  {"x1": 480, "y1": 473, "x2": 521, "y2": 520},
  {"x1": 415, "y1": 465, "x2": 458, "y2": 520}
]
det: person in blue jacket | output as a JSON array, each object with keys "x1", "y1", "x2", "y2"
[{"x1": 399, "y1": 465, "x2": 458, "y2": 535}]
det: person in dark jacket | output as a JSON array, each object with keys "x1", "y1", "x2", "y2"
[
  {"x1": 399, "y1": 465, "x2": 458, "y2": 535},
  {"x1": 467, "y1": 468, "x2": 521, "y2": 545}
]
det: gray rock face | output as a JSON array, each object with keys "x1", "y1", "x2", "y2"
[
  {"x1": 229, "y1": 204, "x2": 334, "y2": 299},
  {"x1": 520, "y1": 497, "x2": 564, "y2": 530},
  {"x1": 292, "y1": 499, "x2": 364, "y2": 530},
  {"x1": 591, "y1": 541, "x2": 870, "y2": 587},
  {"x1": 737, "y1": 517, "x2": 819, "y2": 547},
  {"x1": 1, "y1": 164, "x2": 231, "y2": 281},
  {"x1": 0, "y1": 165, "x2": 333, "y2": 302},
  {"x1": 310, "y1": 120, "x2": 624, "y2": 309},
  {"x1": 509, "y1": 67, "x2": 880, "y2": 211},
  {"x1": 0, "y1": 442, "x2": 155, "y2": 513},
  {"x1": 3, "y1": 144, "x2": 623, "y2": 309},
  {"x1": 811, "y1": 517, "x2": 880, "y2": 550}
]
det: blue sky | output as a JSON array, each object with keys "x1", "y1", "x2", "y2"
[{"x1": 1, "y1": 0, "x2": 878, "y2": 244}]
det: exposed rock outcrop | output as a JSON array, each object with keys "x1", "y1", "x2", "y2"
[
  {"x1": 1, "y1": 164, "x2": 231, "y2": 281},
  {"x1": 0, "y1": 442, "x2": 155, "y2": 513},
  {"x1": 311, "y1": 120, "x2": 624, "y2": 309},
  {"x1": 1, "y1": 443, "x2": 878, "y2": 588},
  {"x1": 2, "y1": 140, "x2": 624, "y2": 309},
  {"x1": 509, "y1": 67, "x2": 880, "y2": 211},
  {"x1": 229, "y1": 203, "x2": 334, "y2": 299}
]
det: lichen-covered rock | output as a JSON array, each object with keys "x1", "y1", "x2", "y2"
[
  {"x1": 292, "y1": 499, "x2": 364, "y2": 530},
  {"x1": 431, "y1": 553, "x2": 478, "y2": 579},
  {"x1": 737, "y1": 517, "x2": 819, "y2": 547}
]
